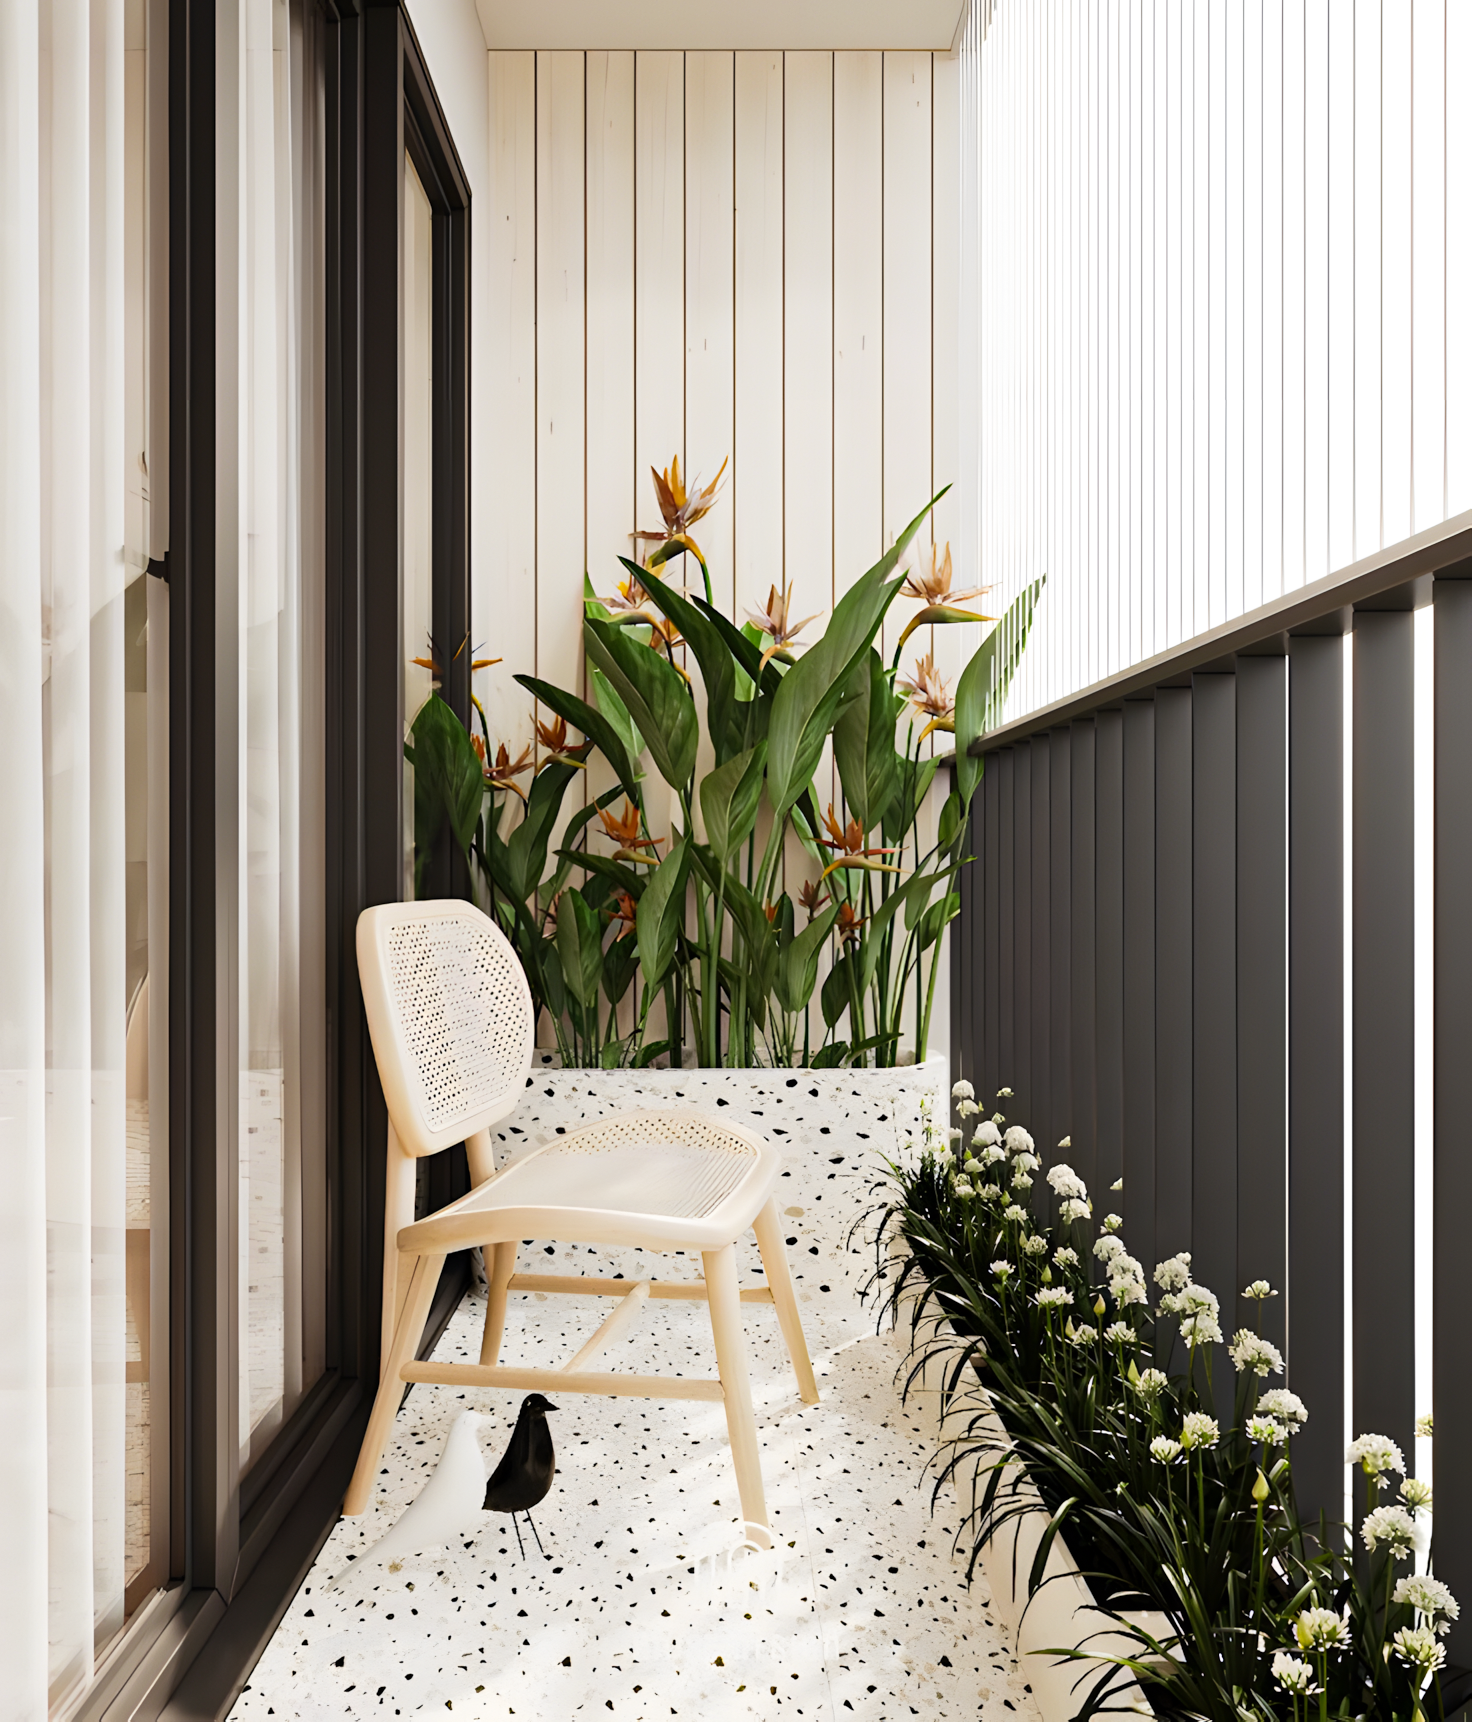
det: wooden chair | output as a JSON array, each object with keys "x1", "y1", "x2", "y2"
[{"x1": 342, "y1": 898, "x2": 819, "y2": 1547}]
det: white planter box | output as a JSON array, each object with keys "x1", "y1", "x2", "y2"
[
  {"x1": 493, "y1": 1056, "x2": 949, "y2": 1171},
  {"x1": 894, "y1": 1256, "x2": 1161, "y2": 1722}
]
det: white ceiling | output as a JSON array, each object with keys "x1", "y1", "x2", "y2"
[{"x1": 471, "y1": 0, "x2": 965, "y2": 52}]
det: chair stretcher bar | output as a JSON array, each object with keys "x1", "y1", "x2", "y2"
[
  {"x1": 398, "y1": 1359, "x2": 726, "y2": 1401},
  {"x1": 506, "y1": 1271, "x2": 775, "y2": 1304}
]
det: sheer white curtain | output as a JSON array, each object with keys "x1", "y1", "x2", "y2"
[
  {"x1": 0, "y1": 0, "x2": 135, "y2": 1714},
  {"x1": 227, "y1": 0, "x2": 326, "y2": 1470}
]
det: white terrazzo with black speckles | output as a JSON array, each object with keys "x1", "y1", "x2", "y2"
[{"x1": 229, "y1": 1064, "x2": 1041, "y2": 1722}]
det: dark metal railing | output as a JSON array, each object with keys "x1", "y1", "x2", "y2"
[{"x1": 950, "y1": 508, "x2": 1472, "y2": 1666}]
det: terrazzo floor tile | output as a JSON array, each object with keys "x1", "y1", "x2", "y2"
[{"x1": 230, "y1": 1078, "x2": 1039, "y2": 1722}]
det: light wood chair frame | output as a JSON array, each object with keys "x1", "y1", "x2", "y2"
[{"x1": 346, "y1": 900, "x2": 819, "y2": 1547}]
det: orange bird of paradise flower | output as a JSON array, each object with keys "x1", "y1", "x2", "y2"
[
  {"x1": 608, "y1": 890, "x2": 639, "y2": 932},
  {"x1": 893, "y1": 542, "x2": 994, "y2": 656},
  {"x1": 632, "y1": 454, "x2": 728, "y2": 571},
  {"x1": 816, "y1": 804, "x2": 900, "y2": 881},
  {"x1": 534, "y1": 714, "x2": 592, "y2": 766},
  {"x1": 834, "y1": 901, "x2": 865, "y2": 946},
  {"x1": 797, "y1": 879, "x2": 831, "y2": 922},
  {"x1": 596, "y1": 798, "x2": 666, "y2": 866},
  {"x1": 471, "y1": 733, "x2": 534, "y2": 800},
  {"x1": 746, "y1": 581, "x2": 823, "y2": 675},
  {"x1": 896, "y1": 652, "x2": 958, "y2": 743}
]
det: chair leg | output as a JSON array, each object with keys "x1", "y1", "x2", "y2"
[
  {"x1": 702, "y1": 1243, "x2": 771, "y2": 1548},
  {"x1": 344, "y1": 1252, "x2": 445, "y2": 1516},
  {"x1": 752, "y1": 1198, "x2": 820, "y2": 1406},
  {"x1": 381, "y1": 1124, "x2": 418, "y2": 1379},
  {"x1": 480, "y1": 1240, "x2": 517, "y2": 1365}
]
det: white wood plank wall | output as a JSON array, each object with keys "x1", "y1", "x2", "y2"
[
  {"x1": 477, "y1": 48, "x2": 960, "y2": 765},
  {"x1": 959, "y1": 0, "x2": 1472, "y2": 723}
]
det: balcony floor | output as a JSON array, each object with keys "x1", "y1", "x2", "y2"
[{"x1": 231, "y1": 1138, "x2": 1037, "y2": 1722}]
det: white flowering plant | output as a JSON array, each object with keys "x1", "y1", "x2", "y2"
[{"x1": 872, "y1": 1084, "x2": 1456, "y2": 1722}]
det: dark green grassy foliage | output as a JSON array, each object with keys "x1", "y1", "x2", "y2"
[{"x1": 868, "y1": 1092, "x2": 1455, "y2": 1722}]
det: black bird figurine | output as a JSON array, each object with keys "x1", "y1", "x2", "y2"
[{"x1": 482, "y1": 1393, "x2": 557, "y2": 1557}]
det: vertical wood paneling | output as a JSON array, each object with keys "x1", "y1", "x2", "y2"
[
  {"x1": 1287, "y1": 632, "x2": 1346, "y2": 1527},
  {"x1": 833, "y1": 52, "x2": 884, "y2": 602},
  {"x1": 733, "y1": 51, "x2": 783, "y2": 620},
  {"x1": 684, "y1": 51, "x2": 735, "y2": 614},
  {"x1": 1352, "y1": 609, "x2": 1417, "y2": 1481},
  {"x1": 959, "y1": 3, "x2": 1465, "y2": 726},
  {"x1": 1154, "y1": 686, "x2": 1193, "y2": 1260},
  {"x1": 634, "y1": 53, "x2": 684, "y2": 541},
  {"x1": 1433, "y1": 575, "x2": 1472, "y2": 1665},
  {"x1": 1411, "y1": 0, "x2": 1446, "y2": 532},
  {"x1": 481, "y1": 52, "x2": 537, "y2": 754},
  {"x1": 535, "y1": 52, "x2": 586, "y2": 709},
  {"x1": 585, "y1": 52, "x2": 634, "y2": 585},
  {"x1": 1382, "y1": 6, "x2": 1412, "y2": 546},
  {"x1": 1069, "y1": 718, "x2": 1097, "y2": 1193},
  {"x1": 1122, "y1": 699, "x2": 1156, "y2": 1268},
  {"x1": 1191, "y1": 673, "x2": 1237, "y2": 1314},
  {"x1": 1094, "y1": 709, "x2": 1124, "y2": 1192},
  {"x1": 882, "y1": 52, "x2": 931, "y2": 663},
  {"x1": 783, "y1": 54, "x2": 833, "y2": 595},
  {"x1": 1235, "y1": 655, "x2": 1287, "y2": 1353}
]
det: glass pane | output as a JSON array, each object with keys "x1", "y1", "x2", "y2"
[
  {"x1": 238, "y1": 0, "x2": 327, "y2": 1473},
  {"x1": 403, "y1": 151, "x2": 435, "y2": 898}
]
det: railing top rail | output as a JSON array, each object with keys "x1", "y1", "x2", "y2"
[{"x1": 969, "y1": 508, "x2": 1472, "y2": 755}]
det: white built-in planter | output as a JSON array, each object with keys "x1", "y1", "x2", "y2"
[
  {"x1": 493, "y1": 1055, "x2": 949, "y2": 1175},
  {"x1": 896, "y1": 1257, "x2": 1161, "y2": 1722}
]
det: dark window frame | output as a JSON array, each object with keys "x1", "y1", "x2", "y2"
[{"x1": 78, "y1": 5, "x2": 473, "y2": 1715}]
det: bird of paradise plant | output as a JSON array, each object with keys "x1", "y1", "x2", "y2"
[{"x1": 405, "y1": 459, "x2": 1043, "y2": 1068}]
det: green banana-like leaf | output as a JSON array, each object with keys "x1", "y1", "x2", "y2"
[
  {"x1": 555, "y1": 848, "x2": 646, "y2": 898},
  {"x1": 584, "y1": 615, "x2": 699, "y2": 791},
  {"x1": 699, "y1": 742, "x2": 768, "y2": 865},
  {"x1": 504, "y1": 760, "x2": 582, "y2": 903},
  {"x1": 821, "y1": 948, "x2": 857, "y2": 1030},
  {"x1": 883, "y1": 754, "x2": 941, "y2": 845},
  {"x1": 556, "y1": 889, "x2": 604, "y2": 1009},
  {"x1": 635, "y1": 830, "x2": 689, "y2": 988},
  {"x1": 833, "y1": 648, "x2": 902, "y2": 836},
  {"x1": 602, "y1": 931, "x2": 639, "y2": 1008},
  {"x1": 916, "y1": 890, "x2": 960, "y2": 953},
  {"x1": 954, "y1": 575, "x2": 1046, "y2": 813},
  {"x1": 590, "y1": 666, "x2": 646, "y2": 768},
  {"x1": 766, "y1": 492, "x2": 944, "y2": 823},
  {"x1": 621, "y1": 561, "x2": 742, "y2": 762},
  {"x1": 775, "y1": 904, "x2": 840, "y2": 1015},
  {"x1": 540, "y1": 789, "x2": 621, "y2": 903},
  {"x1": 404, "y1": 693, "x2": 485, "y2": 893},
  {"x1": 691, "y1": 601, "x2": 785, "y2": 703},
  {"x1": 859, "y1": 863, "x2": 963, "y2": 998},
  {"x1": 514, "y1": 673, "x2": 643, "y2": 803}
]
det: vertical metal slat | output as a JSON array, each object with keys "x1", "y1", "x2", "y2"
[
  {"x1": 1287, "y1": 633, "x2": 1347, "y2": 1529},
  {"x1": 1122, "y1": 699, "x2": 1157, "y2": 1270},
  {"x1": 1236, "y1": 656, "x2": 1289, "y2": 1355},
  {"x1": 1070, "y1": 718, "x2": 1098, "y2": 1194},
  {"x1": 1192, "y1": 673, "x2": 1237, "y2": 1310},
  {"x1": 1352, "y1": 610, "x2": 1417, "y2": 1476},
  {"x1": 1094, "y1": 710, "x2": 1125, "y2": 1193},
  {"x1": 1155, "y1": 687, "x2": 1194, "y2": 1264}
]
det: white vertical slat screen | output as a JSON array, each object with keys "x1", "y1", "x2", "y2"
[
  {"x1": 477, "y1": 48, "x2": 956, "y2": 758},
  {"x1": 960, "y1": 0, "x2": 1472, "y2": 725}
]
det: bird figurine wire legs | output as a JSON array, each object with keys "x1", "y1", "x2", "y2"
[{"x1": 482, "y1": 1393, "x2": 557, "y2": 1560}]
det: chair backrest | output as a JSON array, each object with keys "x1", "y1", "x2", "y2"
[{"x1": 356, "y1": 899, "x2": 535, "y2": 1157}]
